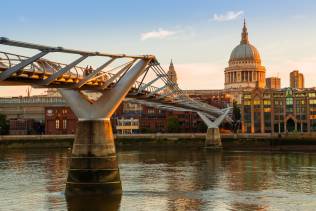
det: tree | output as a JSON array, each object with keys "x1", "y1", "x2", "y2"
[
  {"x1": 232, "y1": 101, "x2": 241, "y2": 121},
  {"x1": 167, "y1": 116, "x2": 180, "y2": 133},
  {"x1": 0, "y1": 113, "x2": 9, "y2": 135},
  {"x1": 232, "y1": 101, "x2": 241, "y2": 133},
  {"x1": 196, "y1": 121, "x2": 207, "y2": 132}
]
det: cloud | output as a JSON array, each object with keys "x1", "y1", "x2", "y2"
[
  {"x1": 212, "y1": 11, "x2": 244, "y2": 22},
  {"x1": 141, "y1": 28, "x2": 177, "y2": 41}
]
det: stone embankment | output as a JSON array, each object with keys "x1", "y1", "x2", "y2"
[{"x1": 1, "y1": 133, "x2": 316, "y2": 151}]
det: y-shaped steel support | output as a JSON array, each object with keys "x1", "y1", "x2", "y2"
[
  {"x1": 198, "y1": 109, "x2": 230, "y2": 149},
  {"x1": 60, "y1": 59, "x2": 151, "y2": 196}
]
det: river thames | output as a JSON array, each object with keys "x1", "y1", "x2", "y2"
[{"x1": 1, "y1": 148, "x2": 316, "y2": 210}]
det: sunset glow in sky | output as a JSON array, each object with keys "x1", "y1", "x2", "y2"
[{"x1": 1, "y1": 0, "x2": 316, "y2": 96}]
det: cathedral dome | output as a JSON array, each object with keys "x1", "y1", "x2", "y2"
[
  {"x1": 229, "y1": 43, "x2": 261, "y2": 63},
  {"x1": 224, "y1": 19, "x2": 266, "y2": 90},
  {"x1": 229, "y1": 20, "x2": 261, "y2": 64}
]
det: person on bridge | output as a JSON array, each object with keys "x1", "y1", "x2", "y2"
[
  {"x1": 84, "y1": 65, "x2": 89, "y2": 76},
  {"x1": 88, "y1": 66, "x2": 93, "y2": 74}
]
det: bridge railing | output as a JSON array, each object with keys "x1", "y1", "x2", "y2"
[
  {"x1": 0, "y1": 51, "x2": 164, "y2": 95},
  {"x1": 0, "y1": 51, "x2": 84, "y2": 79},
  {"x1": 0, "y1": 51, "x2": 126, "y2": 87}
]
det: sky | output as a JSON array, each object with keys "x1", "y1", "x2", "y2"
[{"x1": 1, "y1": 0, "x2": 316, "y2": 96}]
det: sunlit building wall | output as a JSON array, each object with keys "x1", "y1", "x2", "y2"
[
  {"x1": 241, "y1": 87, "x2": 316, "y2": 134},
  {"x1": 266, "y1": 77, "x2": 281, "y2": 89},
  {"x1": 290, "y1": 70, "x2": 304, "y2": 89}
]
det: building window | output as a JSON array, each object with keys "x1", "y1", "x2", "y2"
[
  {"x1": 310, "y1": 115, "x2": 316, "y2": 119},
  {"x1": 286, "y1": 107, "x2": 293, "y2": 113},
  {"x1": 309, "y1": 99, "x2": 316, "y2": 104},
  {"x1": 244, "y1": 100, "x2": 251, "y2": 105},
  {"x1": 254, "y1": 99, "x2": 260, "y2": 105},
  {"x1": 311, "y1": 120, "x2": 316, "y2": 131},
  {"x1": 264, "y1": 108, "x2": 271, "y2": 112},
  {"x1": 286, "y1": 98, "x2": 293, "y2": 105},
  {"x1": 254, "y1": 112, "x2": 261, "y2": 133},
  {"x1": 243, "y1": 105, "x2": 251, "y2": 123},
  {"x1": 308, "y1": 93, "x2": 316, "y2": 98},
  {"x1": 147, "y1": 109, "x2": 155, "y2": 114},
  {"x1": 263, "y1": 100, "x2": 271, "y2": 105},
  {"x1": 244, "y1": 94, "x2": 251, "y2": 99},
  {"x1": 264, "y1": 112, "x2": 271, "y2": 133},
  {"x1": 63, "y1": 119, "x2": 67, "y2": 129},
  {"x1": 55, "y1": 119, "x2": 60, "y2": 129}
]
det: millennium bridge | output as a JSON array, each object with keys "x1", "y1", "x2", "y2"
[{"x1": 0, "y1": 37, "x2": 231, "y2": 196}]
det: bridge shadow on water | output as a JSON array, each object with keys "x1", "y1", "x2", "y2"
[{"x1": 66, "y1": 194, "x2": 122, "y2": 211}]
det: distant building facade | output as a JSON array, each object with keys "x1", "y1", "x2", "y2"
[
  {"x1": 0, "y1": 96, "x2": 66, "y2": 135},
  {"x1": 45, "y1": 106, "x2": 77, "y2": 134},
  {"x1": 113, "y1": 102, "x2": 205, "y2": 133},
  {"x1": 290, "y1": 70, "x2": 304, "y2": 89},
  {"x1": 241, "y1": 87, "x2": 316, "y2": 134},
  {"x1": 0, "y1": 96, "x2": 65, "y2": 121},
  {"x1": 43, "y1": 100, "x2": 207, "y2": 135},
  {"x1": 116, "y1": 118, "x2": 140, "y2": 134},
  {"x1": 114, "y1": 102, "x2": 142, "y2": 134},
  {"x1": 9, "y1": 119, "x2": 42, "y2": 135},
  {"x1": 266, "y1": 77, "x2": 281, "y2": 89}
]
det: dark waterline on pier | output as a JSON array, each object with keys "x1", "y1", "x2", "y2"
[{"x1": 1, "y1": 148, "x2": 316, "y2": 210}]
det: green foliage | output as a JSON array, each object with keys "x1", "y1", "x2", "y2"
[
  {"x1": 232, "y1": 100, "x2": 241, "y2": 121},
  {"x1": 196, "y1": 121, "x2": 207, "y2": 132},
  {"x1": 167, "y1": 116, "x2": 180, "y2": 133},
  {"x1": 141, "y1": 127, "x2": 155, "y2": 133},
  {"x1": 232, "y1": 101, "x2": 241, "y2": 133},
  {"x1": 0, "y1": 113, "x2": 9, "y2": 135}
]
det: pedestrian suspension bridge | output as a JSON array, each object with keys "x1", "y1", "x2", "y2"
[{"x1": 0, "y1": 37, "x2": 231, "y2": 196}]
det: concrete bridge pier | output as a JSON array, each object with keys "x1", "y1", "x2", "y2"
[
  {"x1": 66, "y1": 119, "x2": 122, "y2": 196},
  {"x1": 205, "y1": 127, "x2": 222, "y2": 149},
  {"x1": 198, "y1": 110, "x2": 230, "y2": 150},
  {"x1": 59, "y1": 58, "x2": 151, "y2": 196}
]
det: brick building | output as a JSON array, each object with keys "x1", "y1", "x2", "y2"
[
  {"x1": 44, "y1": 101, "x2": 208, "y2": 135},
  {"x1": 45, "y1": 106, "x2": 77, "y2": 134}
]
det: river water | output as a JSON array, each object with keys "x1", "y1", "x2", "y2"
[{"x1": 1, "y1": 148, "x2": 316, "y2": 211}]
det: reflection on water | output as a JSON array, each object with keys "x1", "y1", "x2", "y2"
[
  {"x1": 0, "y1": 148, "x2": 316, "y2": 210},
  {"x1": 66, "y1": 195, "x2": 122, "y2": 211}
]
